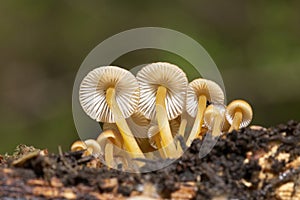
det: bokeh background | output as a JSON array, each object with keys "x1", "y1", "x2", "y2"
[{"x1": 1, "y1": 1, "x2": 299, "y2": 154}]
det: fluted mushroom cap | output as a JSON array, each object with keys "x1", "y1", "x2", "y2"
[
  {"x1": 226, "y1": 100, "x2": 253, "y2": 128},
  {"x1": 186, "y1": 78, "x2": 224, "y2": 117},
  {"x1": 79, "y1": 66, "x2": 139, "y2": 123},
  {"x1": 136, "y1": 62, "x2": 188, "y2": 120}
]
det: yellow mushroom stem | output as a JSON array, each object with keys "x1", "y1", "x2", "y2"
[
  {"x1": 178, "y1": 118, "x2": 187, "y2": 137},
  {"x1": 105, "y1": 87, "x2": 144, "y2": 158},
  {"x1": 156, "y1": 86, "x2": 178, "y2": 158},
  {"x1": 211, "y1": 113, "x2": 224, "y2": 137},
  {"x1": 153, "y1": 133, "x2": 167, "y2": 158},
  {"x1": 104, "y1": 141, "x2": 114, "y2": 168},
  {"x1": 186, "y1": 95, "x2": 207, "y2": 146},
  {"x1": 228, "y1": 108, "x2": 243, "y2": 132}
]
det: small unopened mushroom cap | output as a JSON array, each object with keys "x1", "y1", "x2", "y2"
[
  {"x1": 84, "y1": 139, "x2": 101, "y2": 156},
  {"x1": 136, "y1": 62, "x2": 188, "y2": 120},
  {"x1": 204, "y1": 104, "x2": 226, "y2": 130},
  {"x1": 226, "y1": 100, "x2": 253, "y2": 128},
  {"x1": 96, "y1": 128, "x2": 123, "y2": 149},
  {"x1": 79, "y1": 66, "x2": 139, "y2": 123},
  {"x1": 71, "y1": 140, "x2": 87, "y2": 152},
  {"x1": 186, "y1": 78, "x2": 225, "y2": 117}
]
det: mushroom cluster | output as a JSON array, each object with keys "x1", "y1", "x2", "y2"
[{"x1": 71, "y1": 62, "x2": 253, "y2": 170}]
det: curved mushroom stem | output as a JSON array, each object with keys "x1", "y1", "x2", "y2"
[
  {"x1": 106, "y1": 87, "x2": 144, "y2": 158},
  {"x1": 186, "y1": 95, "x2": 207, "y2": 146},
  {"x1": 156, "y1": 86, "x2": 178, "y2": 158},
  {"x1": 228, "y1": 109, "x2": 243, "y2": 132}
]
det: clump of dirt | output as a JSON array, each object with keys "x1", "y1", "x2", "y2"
[{"x1": 1, "y1": 120, "x2": 300, "y2": 199}]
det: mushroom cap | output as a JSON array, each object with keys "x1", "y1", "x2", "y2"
[
  {"x1": 96, "y1": 128, "x2": 123, "y2": 151},
  {"x1": 186, "y1": 78, "x2": 225, "y2": 117},
  {"x1": 225, "y1": 100, "x2": 253, "y2": 128},
  {"x1": 71, "y1": 140, "x2": 87, "y2": 152},
  {"x1": 147, "y1": 125, "x2": 160, "y2": 149},
  {"x1": 84, "y1": 139, "x2": 101, "y2": 156},
  {"x1": 136, "y1": 62, "x2": 188, "y2": 120},
  {"x1": 79, "y1": 66, "x2": 139, "y2": 123},
  {"x1": 203, "y1": 104, "x2": 226, "y2": 130}
]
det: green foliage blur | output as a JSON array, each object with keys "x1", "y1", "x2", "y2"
[{"x1": 0, "y1": 1, "x2": 299, "y2": 154}]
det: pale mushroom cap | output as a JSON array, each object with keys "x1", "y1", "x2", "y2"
[
  {"x1": 136, "y1": 62, "x2": 188, "y2": 120},
  {"x1": 186, "y1": 78, "x2": 225, "y2": 117},
  {"x1": 84, "y1": 139, "x2": 101, "y2": 156},
  {"x1": 203, "y1": 104, "x2": 226, "y2": 130},
  {"x1": 79, "y1": 66, "x2": 139, "y2": 123},
  {"x1": 226, "y1": 100, "x2": 253, "y2": 128},
  {"x1": 147, "y1": 125, "x2": 160, "y2": 149}
]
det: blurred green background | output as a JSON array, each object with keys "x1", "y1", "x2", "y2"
[{"x1": 1, "y1": 1, "x2": 299, "y2": 154}]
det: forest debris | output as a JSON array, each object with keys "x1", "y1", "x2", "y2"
[
  {"x1": 275, "y1": 182, "x2": 300, "y2": 200},
  {"x1": 171, "y1": 182, "x2": 196, "y2": 200},
  {"x1": 12, "y1": 150, "x2": 40, "y2": 167}
]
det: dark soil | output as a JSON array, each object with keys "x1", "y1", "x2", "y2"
[{"x1": 1, "y1": 120, "x2": 300, "y2": 199}]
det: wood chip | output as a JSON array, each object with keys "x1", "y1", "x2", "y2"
[{"x1": 171, "y1": 182, "x2": 196, "y2": 200}]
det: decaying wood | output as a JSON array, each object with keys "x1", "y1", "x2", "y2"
[
  {"x1": 1, "y1": 121, "x2": 300, "y2": 199},
  {"x1": 0, "y1": 168, "x2": 125, "y2": 199}
]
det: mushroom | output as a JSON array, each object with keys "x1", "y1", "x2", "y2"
[
  {"x1": 136, "y1": 62, "x2": 188, "y2": 157},
  {"x1": 203, "y1": 104, "x2": 226, "y2": 137},
  {"x1": 186, "y1": 78, "x2": 224, "y2": 146},
  {"x1": 71, "y1": 139, "x2": 101, "y2": 157},
  {"x1": 96, "y1": 124, "x2": 124, "y2": 168},
  {"x1": 79, "y1": 66, "x2": 144, "y2": 158},
  {"x1": 226, "y1": 99, "x2": 253, "y2": 132}
]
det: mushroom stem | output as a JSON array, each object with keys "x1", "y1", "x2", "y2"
[
  {"x1": 228, "y1": 109, "x2": 243, "y2": 132},
  {"x1": 153, "y1": 133, "x2": 167, "y2": 158},
  {"x1": 212, "y1": 114, "x2": 223, "y2": 137},
  {"x1": 106, "y1": 87, "x2": 144, "y2": 157},
  {"x1": 186, "y1": 95, "x2": 207, "y2": 146},
  {"x1": 156, "y1": 86, "x2": 178, "y2": 158},
  {"x1": 179, "y1": 119, "x2": 187, "y2": 137},
  {"x1": 104, "y1": 141, "x2": 114, "y2": 168}
]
